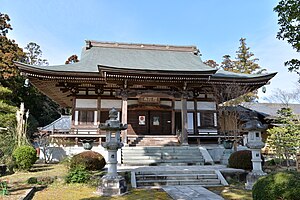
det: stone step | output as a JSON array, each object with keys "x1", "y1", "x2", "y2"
[
  {"x1": 137, "y1": 179, "x2": 221, "y2": 187},
  {"x1": 123, "y1": 159, "x2": 203, "y2": 164},
  {"x1": 135, "y1": 170, "x2": 215, "y2": 175},
  {"x1": 123, "y1": 146, "x2": 200, "y2": 150},
  {"x1": 122, "y1": 155, "x2": 203, "y2": 160},
  {"x1": 121, "y1": 146, "x2": 204, "y2": 166},
  {"x1": 122, "y1": 152, "x2": 202, "y2": 156},
  {"x1": 122, "y1": 148, "x2": 200, "y2": 153},
  {"x1": 128, "y1": 136, "x2": 179, "y2": 146},
  {"x1": 136, "y1": 174, "x2": 218, "y2": 180}
]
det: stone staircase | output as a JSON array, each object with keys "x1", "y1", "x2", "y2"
[
  {"x1": 121, "y1": 146, "x2": 204, "y2": 166},
  {"x1": 132, "y1": 169, "x2": 224, "y2": 188},
  {"x1": 127, "y1": 135, "x2": 179, "y2": 146}
]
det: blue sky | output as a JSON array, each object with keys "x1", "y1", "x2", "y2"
[{"x1": 2, "y1": 0, "x2": 299, "y2": 101}]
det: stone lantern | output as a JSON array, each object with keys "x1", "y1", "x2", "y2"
[
  {"x1": 96, "y1": 108, "x2": 127, "y2": 196},
  {"x1": 242, "y1": 117, "x2": 267, "y2": 190}
]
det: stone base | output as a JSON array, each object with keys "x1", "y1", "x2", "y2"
[
  {"x1": 245, "y1": 171, "x2": 266, "y2": 190},
  {"x1": 96, "y1": 175, "x2": 127, "y2": 196},
  {"x1": 220, "y1": 149, "x2": 232, "y2": 165}
]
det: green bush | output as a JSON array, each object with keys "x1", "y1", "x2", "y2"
[
  {"x1": 70, "y1": 151, "x2": 106, "y2": 171},
  {"x1": 252, "y1": 171, "x2": 300, "y2": 200},
  {"x1": 12, "y1": 145, "x2": 37, "y2": 170},
  {"x1": 228, "y1": 150, "x2": 252, "y2": 170},
  {"x1": 228, "y1": 150, "x2": 264, "y2": 170},
  {"x1": 65, "y1": 166, "x2": 90, "y2": 183},
  {"x1": 27, "y1": 176, "x2": 55, "y2": 185},
  {"x1": 27, "y1": 177, "x2": 38, "y2": 184}
]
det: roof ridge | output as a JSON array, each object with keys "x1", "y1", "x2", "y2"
[{"x1": 85, "y1": 40, "x2": 199, "y2": 53}]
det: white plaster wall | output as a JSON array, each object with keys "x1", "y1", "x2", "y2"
[
  {"x1": 197, "y1": 101, "x2": 216, "y2": 110},
  {"x1": 39, "y1": 146, "x2": 122, "y2": 164},
  {"x1": 127, "y1": 100, "x2": 139, "y2": 105},
  {"x1": 101, "y1": 100, "x2": 121, "y2": 109},
  {"x1": 174, "y1": 101, "x2": 194, "y2": 110},
  {"x1": 76, "y1": 99, "x2": 98, "y2": 108},
  {"x1": 161, "y1": 100, "x2": 172, "y2": 107}
]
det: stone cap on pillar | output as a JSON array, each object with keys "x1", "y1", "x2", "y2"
[{"x1": 99, "y1": 108, "x2": 128, "y2": 131}]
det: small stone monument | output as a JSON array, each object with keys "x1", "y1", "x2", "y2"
[
  {"x1": 220, "y1": 139, "x2": 234, "y2": 165},
  {"x1": 96, "y1": 108, "x2": 127, "y2": 196},
  {"x1": 242, "y1": 117, "x2": 267, "y2": 190}
]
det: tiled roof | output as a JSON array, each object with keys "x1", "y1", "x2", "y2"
[
  {"x1": 243, "y1": 103, "x2": 300, "y2": 118},
  {"x1": 16, "y1": 40, "x2": 276, "y2": 80}
]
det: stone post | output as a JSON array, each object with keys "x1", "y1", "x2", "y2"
[
  {"x1": 96, "y1": 108, "x2": 128, "y2": 196},
  {"x1": 242, "y1": 118, "x2": 267, "y2": 190}
]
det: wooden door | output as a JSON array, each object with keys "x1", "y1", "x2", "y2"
[
  {"x1": 128, "y1": 110, "x2": 172, "y2": 135},
  {"x1": 149, "y1": 111, "x2": 171, "y2": 135},
  {"x1": 128, "y1": 110, "x2": 148, "y2": 135}
]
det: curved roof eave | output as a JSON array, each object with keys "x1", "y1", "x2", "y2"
[
  {"x1": 15, "y1": 62, "x2": 100, "y2": 77},
  {"x1": 211, "y1": 70, "x2": 277, "y2": 82}
]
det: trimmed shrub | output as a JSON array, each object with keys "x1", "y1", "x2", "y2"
[
  {"x1": 228, "y1": 150, "x2": 264, "y2": 170},
  {"x1": 70, "y1": 151, "x2": 106, "y2": 171},
  {"x1": 12, "y1": 145, "x2": 37, "y2": 170},
  {"x1": 252, "y1": 171, "x2": 300, "y2": 200},
  {"x1": 228, "y1": 150, "x2": 252, "y2": 170},
  {"x1": 65, "y1": 166, "x2": 90, "y2": 183}
]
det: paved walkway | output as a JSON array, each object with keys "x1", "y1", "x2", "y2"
[{"x1": 163, "y1": 185, "x2": 224, "y2": 200}]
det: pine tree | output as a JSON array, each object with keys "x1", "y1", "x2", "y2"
[
  {"x1": 231, "y1": 38, "x2": 265, "y2": 74},
  {"x1": 267, "y1": 108, "x2": 300, "y2": 167},
  {"x1": 220, "y1": 55, "x2": 234, "y2": 71},
  {"x1": 24, "y1": 42, "x2": 48, "y2": 66}
]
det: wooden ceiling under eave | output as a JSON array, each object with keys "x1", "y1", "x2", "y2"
[{"x1": 30, "y1": 78, "x2": 72, "y2": 107}]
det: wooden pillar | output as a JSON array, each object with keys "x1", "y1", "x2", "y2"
[
  {"x1": 171, "y1": 100, "x2": 175, "y2": 135},
  {"x1": 72, "y1": 96, "x2": 76, "y2": 126},
  {"x1": 181, "y1": 96, "x2": 188, "y2": 145},
  {"x1": 121, "y1": 96, "x2": 128, "y2": 144}
]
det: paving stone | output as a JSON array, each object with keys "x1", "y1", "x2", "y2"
[{"x1": 163, "y1": 185, "x2": 224, "y2": 200}]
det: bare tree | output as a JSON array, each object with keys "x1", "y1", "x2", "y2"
[
  {"x1": 211, "y1": 83, "x2": 253, "y2": 151},
  {"x1": 264, "y1": 88, "x2": 299, "y2": 106}
]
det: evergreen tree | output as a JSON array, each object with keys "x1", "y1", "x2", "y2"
[
  {"x1": 267, "y1": 107, "x2": 300, "y2": 167},
  {"x1": 232, "y1": 38, "x2": 265, "y2": 74},
  {"x1": 274, "y1": 0, "x2": 300, "y2": 75},
  {"x1": 220, "y1": 55, "x2": 234, "y2": 71},
  {"x1": 0, "y1": 13, "x2": 60, "y2": 134},
  {"x1": 0, "y1": 13, "x2": 25, "y2": 79},
  {"x1": 0, "y1": 84, "x2": 17, "y2": 128},
  {"x1": 24, "y1": 42, "x2": 48, "y2": 66},
  {"x1": 0, "y1": 84, "x2": 18, "y2": 165}
]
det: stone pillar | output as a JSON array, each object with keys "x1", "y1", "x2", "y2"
[
  {"x1": 121, "y1": 97, "x2": 128, "y2": 145},
  {"x1": 181, "y1": 95, "x2": 188, "y2": 145},
  {"x1": 242, "y1": 117, "x2": 267, "y2": 190},
  {"x1": 97, "y1": 108, "x2": 128, "y2": 196}
]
